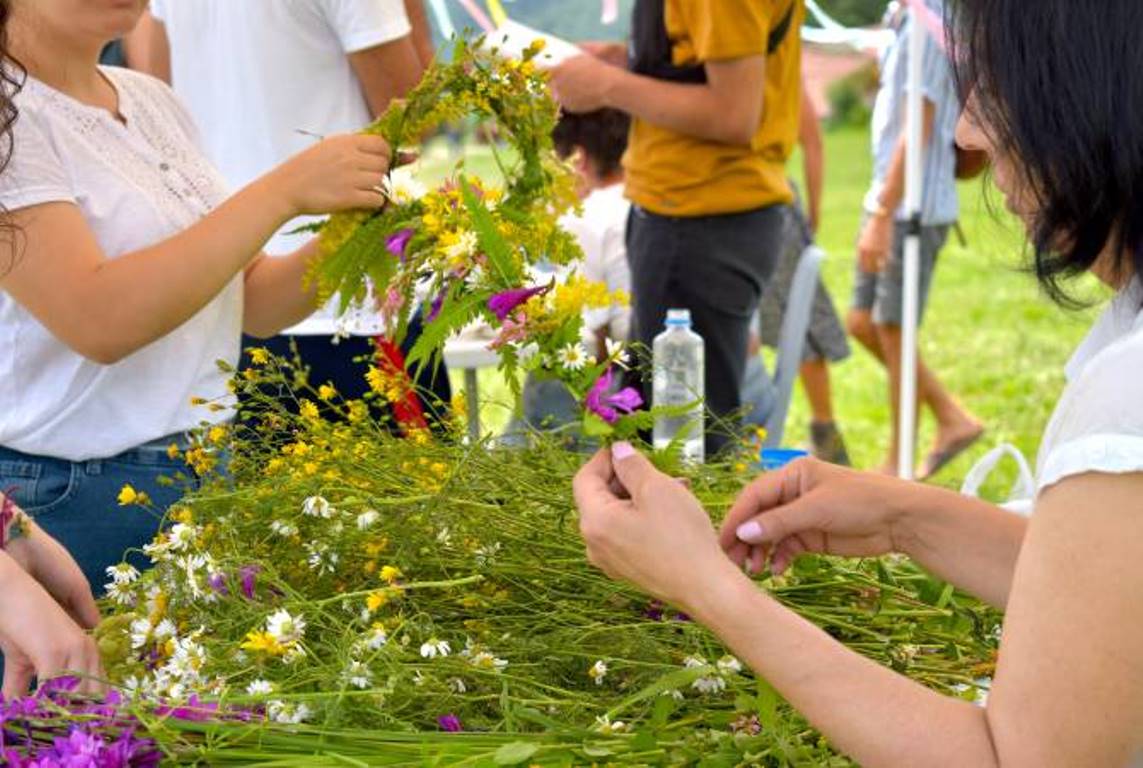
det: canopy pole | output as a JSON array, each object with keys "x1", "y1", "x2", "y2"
[{"x1": 898, "y1": 3, "x2": 925, "y2": 481}]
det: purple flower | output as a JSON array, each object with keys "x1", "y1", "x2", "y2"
[
  {"x1": 239, "y1": 565, "x2": 261, "y2": 600},
  {"x1": 437, "y1": 713, "x2": 462, "y2": 732},
  {"x1": 207, "y1": 572, "x2": 229, "y2": 596},
  {"x1": 156, "y1": 694, "x2": 219, "y2": 722},
  {"x1": 642, "y1": 600, "x2": 665, "y2": 621},
  {"x1": 426, "y1": 290, "x2": 447, "y2": 323},
  {"x1": 385, "y1": 228, "x2": 415, "y2": 261},
  {"x1": 487, "y1": 285, "x2": 548, "y2": 322},
  {"x1": 584, "y1": 368, "x2": 644, "y2": 424}
]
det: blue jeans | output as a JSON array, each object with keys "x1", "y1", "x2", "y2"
[{"x1": 0, "y1": 438, "x2": 196, "y2": 593}]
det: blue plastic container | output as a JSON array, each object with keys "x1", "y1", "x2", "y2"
[{"x1": 758, "y1": 448, "x2": 809, "y2": 471}]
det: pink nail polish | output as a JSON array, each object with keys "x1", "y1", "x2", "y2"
[
  {"x1": 736, "y1": 520, "x2": 764, "y2": 544},
  {"x1": 612, "y1": 441, "x2": 636, "y2": 461}
]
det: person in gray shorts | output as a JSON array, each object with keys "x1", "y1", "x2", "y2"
[{"x1": 846, "y1": 0, "x2": 982, "y2": 479}]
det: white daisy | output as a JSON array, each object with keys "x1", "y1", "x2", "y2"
[
  {"x1": 129, "y1": 618, "x2": 153, "y2": 650},
  {"x1": 716, "y1": 655, "x2": 743, "y2": 675},
  {"x1": 106, "y1": 563, "x2": 141, "y2": 586},
  {"x1": 387, "y1": 169, "x2": 426, "y2": 204},
  {"x1": 154, "y1": 618, "x2": 178, "y2": 641},
  {"x1": 245, "y1": 679, "x2": 274, "y2": 696},
  {"x1": 268, "y1": 700, "x2": 313, "y2": 725},
  {"x1": 444, "y1": 230, "x2": 478, "y2": 261},
  {"x1": 344, "y1": 660, "x2": 372, "y2": 690},
  {"x1": 604, "y1": 338, "x2": 629, "y2": 369},
  {"x1": 556, "y1": 342, "x2": 588, "y2": 371},
  {"x1": 302, "y1": 495, "x2": 334, "y2": 519},
  {"x1": 104, "y1": 580, "x2": 136, "y2": 607},
  {"x1": 355, "y1": 510, "x2": 380, "y2": 530},
  {"x1": 468, "y1": 651, "x2": 508, "y2": 673},
  {"x1": 588, "y1": 660, "x2": 608, "y2": 686},
  {"x1": 167, "y1": 523, "x2": 198, "y2": 552},
  {"x1": 283, "y1": 645, "x2": 308, "y2": 665},
  {"x1": 419, "y1": 638, "x2": 451, "y2": 659},
  {"x1": 448, "y1": 677, "x2": 467, "y2": 694},
  {"x1": 594, "y1": 715, "x2": 629, "y2": 735},
  {"x1": 270, "y1": 520, "x2": 298, "y2": 537},
  {"x1": 266, "y1": 609, "x2": 306, "y2": 645}
]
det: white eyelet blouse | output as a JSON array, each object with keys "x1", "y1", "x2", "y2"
[{"x1": 0, "y1": 66, "x2": 241, "y2": 461}]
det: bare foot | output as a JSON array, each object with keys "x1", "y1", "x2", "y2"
[{"x1": 920, "y1": 419, "x2": 985, "y2": 479}]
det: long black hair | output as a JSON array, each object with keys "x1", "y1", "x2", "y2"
[
  {"x1": 950, "y1": 0, "x2": 1143, "y2": 305},
  {"x1": 0, "y1": 0, "x2": 21, "y2": 274}
]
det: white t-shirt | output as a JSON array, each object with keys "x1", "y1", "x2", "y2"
[
  {"x1": 150, "y1": 0, "x2": 412, "y2": 337},
  {"x1": 0, "y1": 67, "x2": 240, "y2": 461},
  {"x1": 1036, "y1": 279, "x2": 1143, "y2": 493},
  {"x1": 558, "y1": 184, "x2": 631, "y2": 340}
]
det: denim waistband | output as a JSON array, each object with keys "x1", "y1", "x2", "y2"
[{"x1": 0, "y1": 432, "x2": 193, "y2": 470}]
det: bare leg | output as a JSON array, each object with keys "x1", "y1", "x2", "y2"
[
  {"x1": 876, "y1": 324, "x2": 983, "y2": 477},
  {"x1": 799, "y1": 359, "x2": 834, "y2": 424},
  {"x1": 847, "y1": 309, "x2": 898, "y2": 474}
]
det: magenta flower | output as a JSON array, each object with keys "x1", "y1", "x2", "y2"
[
  {"x1": 438, "y1": 713, "x2": 463, "y2": 732},
  {"x1": 488, "y1": 285, "x2": 548, "y2": 322},
  {"x1": 239, "y1": 565, "x2": 260, "y2": 600},
  {"x1": 584, "y1": 368, "x2": 643, "y2": 424},
  {"x1": 385, "y1": 228, "x2": 415, "y2": 261}
]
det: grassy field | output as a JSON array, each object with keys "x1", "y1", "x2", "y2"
[{"x1": 417, "y1": 126, "x2": 1103, "y2": 498}]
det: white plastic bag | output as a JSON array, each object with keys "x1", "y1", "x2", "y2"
[{"x1": 959, "y1": 443, "x2": 1035, "y2": 516}]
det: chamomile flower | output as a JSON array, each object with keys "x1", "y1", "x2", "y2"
[
  {"x1": 716, "y1": 655, "x2": 743, "y2": 675},
  {"x1": 266, "y1": 609, "x2": 306, "y2": 646},
  {"x1": 468, "y1": 651, "x2": 508, "y2": 672},
  {"x1": 355, "y1": 510, "x2": 380, "y2": 530},
  {"x1": 267, "y1": 700, "x2": 313, "y2": 725},
  {"x1": 104, "y1": 580, "x2": 136, "y2": 607},
  {"x1": 448, "y1": 677, "x2": 467, "y2": 694},
  {"x1": 588, "y1": 660, "x2": 608, "y2": 686},
  {"x1": 344, "y1": 660, "x2": 372, "y2": 690},
  {"x1": 270, "y1": 520, "x2": 298, "y2": 537},
  {"x1": 106, "y1": 562, "x2": 141, "y2": 586},
  {"x1": 594, "y1": 715, "x2": 629, "y2": 735},
  {"x1": 283, "y1": 645, "x2": 308, "y2": 665},
  {"x1": 302, "y1": 495, "x2": 334, "y2": 519},
  {"x1": 420, "y1": 638, "x2": 451, "y2": 659},
  {"x1": 167, "y1": 523, "x2": 198, "y2": 552},
  {"x1": 605, "y1": 337, "x2": 629, "y2": 368},
  {"x1": 387, "y1": 169, "x2": 427, "y2": 204},
  {"x1": 154, "y1": 618, "x2": 178, "y2": 641},
  {"x1": 246, "y1": 679, "x2": 274, "y2": 696},
  {"x1": 444, "y1": 230, "x2": 478, "y2": 261},
  {"x1": 365, "y1": 623, "x2": 389, "y2": 651},
  {"x1": 557, "y1": 342, "x2": 589, "y2": 371},
  {"x1": 129, "y1": 617, "x2": 153, "y2": 650}
]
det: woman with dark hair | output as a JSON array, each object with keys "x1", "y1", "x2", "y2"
[
  {"x1": 574, "y1": 1, "x2": 1143, "y2": 764},
  {"x1": 0, "y1": 0, "x2": 393, "y2": 591},
  {"x1": 0, "y1": 3, "x2": 105, "y2": 697}
]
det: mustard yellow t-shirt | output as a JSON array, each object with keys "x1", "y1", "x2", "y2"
[{"x1": 624, "y1": 0, "x2": 803, "y2": 217}]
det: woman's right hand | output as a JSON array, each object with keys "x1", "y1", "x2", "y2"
[
  {"x1": 0, "y1": 551, "x2": 105, "y2": 697},
  {"x1": 272, "y1": 133, "x2": 392, "y2": 217},
  {"x1": 719, "y1": 458, "x2": 920, "y2": 575}
]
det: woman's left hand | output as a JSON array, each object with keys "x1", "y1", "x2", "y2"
[
  {"x1": 573, "y1": 442, "x2": 740, "y2": 609},
  {"x1": 550, "y1": 55, "x2": 617, "y2": 114}
]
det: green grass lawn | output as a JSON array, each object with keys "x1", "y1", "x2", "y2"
[{"x1": 416, "y1": 127, "x2": 1104, "y2": 498}]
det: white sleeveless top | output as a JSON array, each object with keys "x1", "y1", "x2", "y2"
[
  {"x1": 0, "y1": 67, "x2": 241, "y2": 461},
  {"x1": 1037, "y1": 279, "x2": 1143, "y2": 492}
]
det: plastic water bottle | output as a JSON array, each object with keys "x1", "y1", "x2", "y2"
[{"x1": 652, "y1": 309, "x2": 705, "y2": 463}]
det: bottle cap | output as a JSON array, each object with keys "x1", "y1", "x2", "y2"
[{"x1": 665, "y1": 308, "x2": 692, "y2": 327}]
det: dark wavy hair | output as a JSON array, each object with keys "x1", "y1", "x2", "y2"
[
  {"x1": 552, "y1": 108, "x2": 630, "y2": 179},
  {"x1": 949, "y1": 1, "x2": 1143, "y2": 306},
  {"x1": 0, "y1": 0, "x2": 21, "y2": 275}
]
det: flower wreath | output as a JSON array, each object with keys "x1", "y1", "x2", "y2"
[{"x1": 311, "y1": 36, "x2": 648, "y2": 438}]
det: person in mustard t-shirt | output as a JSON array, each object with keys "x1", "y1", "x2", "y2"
[{"x1": 551, "y1": 0, "x2": 803, "y2": 455}]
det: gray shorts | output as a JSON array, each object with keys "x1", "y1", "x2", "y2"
[
  {"x1": 758, "y1": 205, "x2": 851, "y2": 364},
  {"x1": 851, "y1": 219, "x2": 950, "y2": 326}
]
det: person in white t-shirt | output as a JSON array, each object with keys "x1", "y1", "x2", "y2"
[
  {"x1": 0, "y1": 0, "x2": 395, "y2": 589},
  {"x1": 573, "y1": 1, "x2": 1143, "y2": 762},
  {"x1": 136, "y1": 1, "x2": 452, "y2": 418},
  {"x1": 516, "y1": 109, "x2": 632, "y2": 434}
]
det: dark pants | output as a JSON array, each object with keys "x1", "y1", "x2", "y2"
[
  {"x1": 242, "y1": 311, "x2": 452, "y2": 427},
  {"x1": 627, "y1": 204, "x2": 787, "y2": 455}
]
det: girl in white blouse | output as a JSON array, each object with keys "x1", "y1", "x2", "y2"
[
  {"x1": 0, "y1": 0, "x2": 393, "y2": 589},
  {"x1": 573, "y1": 0, "x2": 1143, "y2": 764}
]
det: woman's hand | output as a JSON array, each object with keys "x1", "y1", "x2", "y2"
[
  {"x1": 720, "y1": 457, "x2": 917, "y2": 575},
  {"x1": 573, "y1": 443, "x2": 742, "y2": 610},
  {"x1": 270, "y1": 133, "x2": 393, "y2": 217},
  {"x1": 6, "y1": 520, "x2": 101, "y2": 631},
  {"x1": 0, "y1": 551, "x2": 104, "y2": 697}
]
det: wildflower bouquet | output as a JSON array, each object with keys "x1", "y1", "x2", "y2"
[
  {"x1": 311, "y1": 35, "x2": 649, "y2": 439},
  {"x1": 67, "y1": 366, "x2": 1002, "y2": 766}
]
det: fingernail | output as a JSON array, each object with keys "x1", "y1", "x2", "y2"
[
  {"x1": 612, "y1": 441, "x2": 636, "y2": 462},
  {"x1": 736, "y1": 520, "x2": 765, "y2": 544}
]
